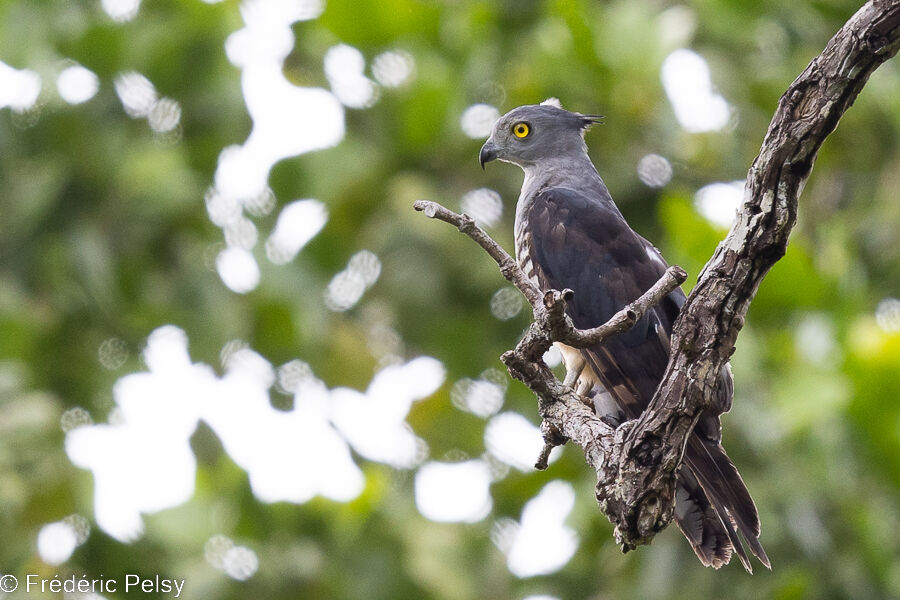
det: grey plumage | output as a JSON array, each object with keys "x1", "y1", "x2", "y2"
[{"x1": 480, "y1": 100, "x2": 769, "y2": 572}]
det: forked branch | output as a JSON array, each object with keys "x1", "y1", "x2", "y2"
[{"x1": 414, "y1": 198, "x2": 688, "y2": 545}]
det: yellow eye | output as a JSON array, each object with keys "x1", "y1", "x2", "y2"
[{"x1": 512, "y1": 122, "x2": 530, "y2": 138}]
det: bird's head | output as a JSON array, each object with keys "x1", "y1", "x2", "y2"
[{"x1": 479, "y1": 98, "x2": 602, "y2": 170}]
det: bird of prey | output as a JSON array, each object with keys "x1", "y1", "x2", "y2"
[{"x1": 479, "y1": 99, "x2": 769, "y2": 572}]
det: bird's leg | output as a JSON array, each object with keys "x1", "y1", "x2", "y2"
[
  {"x1": 558, "y1": 343, "x2": 586, "y2": 388},
  {"x1": 555, "y1": 343, "x2": 598, "y2": 411},
  {"x1": 556, "y1": 344, "x2": 625, "y2": 425},
  {"x1": 563, "y1": 361, "x2": 586, "y2": 388},
  {"x1": 592, "y1": 389, "x2": 625, "y2": 428}
]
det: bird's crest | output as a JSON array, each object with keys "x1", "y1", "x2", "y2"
[
  {"x1": 540, "y1": 98, "x2": 602, "y2": 133},
  {"x1": 579, "y1": 113, "x2": 604, "y2": 134},
  {"x1": 541, "y1": 97, "x2": 563, "y2": 109}
]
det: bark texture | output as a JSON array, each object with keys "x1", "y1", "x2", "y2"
[{"x1": 416, "y1": 0, "x2": 900, "y2": 559}]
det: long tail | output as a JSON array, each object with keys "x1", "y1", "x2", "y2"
[
  {"x1": 672, "y1": 467, "x2": 733, "y2": 568},
  {"x1": 677, "y1": 438, "x2": 771, "y2": 572},
  {"x1": 573, "y1": 349, "x2": 768, "y2": 570}
]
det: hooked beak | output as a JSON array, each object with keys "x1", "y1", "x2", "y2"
[{"x1": 479, "y1": 140, "x2": 499, "y2": 170}]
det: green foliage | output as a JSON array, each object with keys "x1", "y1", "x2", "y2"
[{"x1": 1, "y1": 1, "x2": 898, "y2": 599}]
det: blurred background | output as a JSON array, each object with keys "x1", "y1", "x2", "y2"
[{"x1": 1, "y1": 0, "x2": 898, "y2": 598}]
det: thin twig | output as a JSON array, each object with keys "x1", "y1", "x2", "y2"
[
  {"x1": 546, "y1": 266, "x2": 687, "y2": 348},
  {"x1": 413, "y1": 199, "x2": 686, "y2": 348},
  {"x1": 413, "y1": 200, "x2": 542, "y2": 306}
]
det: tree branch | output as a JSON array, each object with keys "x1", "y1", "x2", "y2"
[
  {"x1": 611, "y1": 0, "x2": 900, "y2": 550},
  {"x1": 415, "y1": 0, "x2": 900, "y2": 562},
  {"x1": 413, "y1": 200, "x2": 542, "y2": 307}
]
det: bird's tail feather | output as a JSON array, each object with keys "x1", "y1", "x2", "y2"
[
  {"x1": 672, "y1": 468, "x2": 733, "y2": 569},
  {"x1": 573, "y1": 353, "x2": 768, "y2": 570},
  {"x1": 685, "y1": 439, "x2": 771, "y2": 571}
]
